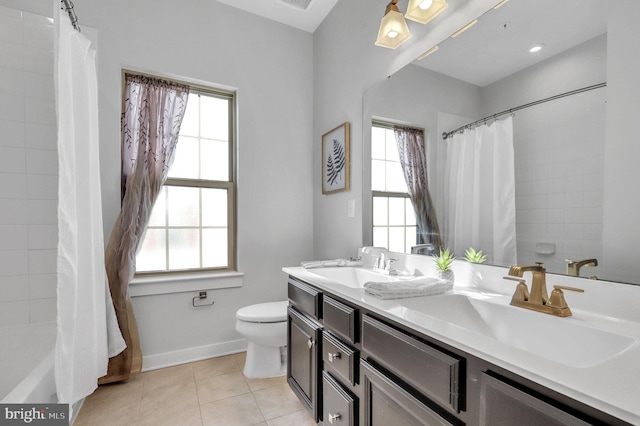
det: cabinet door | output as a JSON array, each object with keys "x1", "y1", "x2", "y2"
[
  {"x1": 361, "y1": 360, "x2": 456, "y2": 426},
  {"x1": 287, "y1": 306, "x2": 322, "y2": 422},
  {"x1": 323, "y1": 371, "x2": 357, "y2": 426},
  {"x1": 480, "y1": 373, "x2": 591, "y2": 426}
]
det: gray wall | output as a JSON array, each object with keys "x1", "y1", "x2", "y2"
[{"x1": 0, "y1": 0, "x2": 315, "y2": 367}]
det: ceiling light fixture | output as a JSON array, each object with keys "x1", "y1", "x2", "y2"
[
  {"x1": 375, "y1": 0, "x2": 412, "y2": 49},
  {"x1": 529, "y1": 43, "x2": 545, "y2": 53},
  {"x1": 417, "y1": 45, "x2": 439, "y2": 60},
  {"x1": 405, "y1": 0, "x2": 448, "y2": 25},
  {"x1": 451, "y1": 19, "x2": 478, "y2": 38}
]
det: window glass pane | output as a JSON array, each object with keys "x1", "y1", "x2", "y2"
[
  {"x1": 386, "y1": 129, "x2": 400, "y2": 162},
  {"x1": 373, "y1": 226, "x2": 388, "y2": 249},
  {"x1": 202, "y1": 228, "x2": 228, "y2": 268},
  {"x1": 168, "y1": 229, "x2": 200, "y2": 269},
  {"x1": 406, "y1": 226, "x2": 417, "y2": 253},
  {"x1": 167, "y1": 186, "x2": 199, "y2": 226},
  {"x1": 201, "y1": 139, "x2": 229, "y2": 181},
  {"x1": 371, "y1": 127, "x2": 386, "y2": 160},
  {"x1": 373, "y1": 197, "x2": 388, "y2": 226},
  {"x1": 202, "y1": 188, "x2": 227, "y2": 227},
  {"x1": 148, "y1": 188, "x2": 167, "y2": 226},
  {"x1": 387, "y1": 162, "x2": 408, "y2": 193},
  {"x1": 169, "y1": 136, "x2": 199, "y2": 179},
  {"x1": 388, "y1": 197, "x2": 405, "y2": 226},
  {"x1": 180, "y1": 95, "x2": 199, "y2": 137},
  {"x1": 136, "y1": 229, "x2": 166, "y2": 272},
  {"x1": 200, "y1": 96, "x2": 229, "y2": 141},
  {"x1": 406, "y1": 198, "x2": 416, "y2": 226},
  {"x1": 388, "y1": 227, "x2": 405, "y2": 253},
  {"x1": 371, "y1": 160, "x2": 386, "y2": 191}
]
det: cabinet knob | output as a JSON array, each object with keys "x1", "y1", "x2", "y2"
[
  {"x1": 327, "y1": 352, "x2": 341, "y2": 362},
  {"x1": 307, "y1": 338, "x2": 314, "y2": 349},
  {"x1": 328, "y1": 412, "x2": 341, "y2": 424}
]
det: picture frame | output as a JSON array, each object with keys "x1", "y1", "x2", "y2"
[{"x1": 322, "y1": 122, "x2": 350, "y2": 194}]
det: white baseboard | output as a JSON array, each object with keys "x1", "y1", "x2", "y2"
[{"x1": 141, "y1": 339, "x2": 248, "y2": 372}]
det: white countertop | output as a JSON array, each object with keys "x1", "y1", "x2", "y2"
[{"x1": 283, "y1": 259, "x2": 640, "y2": 424}]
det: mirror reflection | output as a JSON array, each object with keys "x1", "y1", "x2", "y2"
[{"x1": 364, "y1": 0, "x2": 633, "y2": 283}]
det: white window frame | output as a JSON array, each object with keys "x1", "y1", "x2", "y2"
[{"x1": 370, "y1": 120, "x2": 419, "y2": 254}]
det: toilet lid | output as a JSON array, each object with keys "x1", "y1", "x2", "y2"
[{"x1": 236, "y1": 301, "x2": 289, "y2": 323}]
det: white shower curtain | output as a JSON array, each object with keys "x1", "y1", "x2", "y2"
[
  {"x1": 54, "y1": 3, "x2": 125, "y2": 408},
  {"x1": 443, "y1": 116, "x2": 517, "y2": 266}
]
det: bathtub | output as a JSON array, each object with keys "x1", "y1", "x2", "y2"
[{"x1": 0, "y1": 321, "x2": 57, "y2": 403}]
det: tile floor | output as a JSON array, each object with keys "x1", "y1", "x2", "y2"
[{"x1": 74, "y1": 352, "x2": 316, "y2": 426}]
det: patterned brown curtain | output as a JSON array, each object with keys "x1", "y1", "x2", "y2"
[
  {"x1": 394, "y1": 126, "x2": 443, "y2": 250},
  {"x1": 100, "y1": 74, "x2": 190, "y2": 383}
]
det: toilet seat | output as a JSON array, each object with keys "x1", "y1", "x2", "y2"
[{"x1": 236, "y1": 301, "x2": 288, "y2": 323}]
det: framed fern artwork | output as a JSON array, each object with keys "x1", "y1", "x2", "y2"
[{"x1": 322, "y1": 122, "x2": 350, "y2": 194}]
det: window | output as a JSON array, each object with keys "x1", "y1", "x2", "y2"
[
  {"x1": 371, "y1": 122, "x2": 417, "y2": 253},
  {"x1": 136, "y1": 87, "x2": 236, "y2": 274}
]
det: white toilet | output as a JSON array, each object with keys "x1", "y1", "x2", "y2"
[{"x1": 235, "y1": 301, "x2": 289, "y2": 378}]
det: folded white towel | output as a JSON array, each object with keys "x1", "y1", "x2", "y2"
[
  {"x1": 301, "y1": 259, "x2": 348, "y2": 269},
  {"x1": 301, "y1": 259, "x2": 364, "y2": 269},
  {"x1": 364, "y1": 277, "x2": 453, "y2": 300}
]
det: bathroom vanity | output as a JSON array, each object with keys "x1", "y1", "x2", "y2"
[{"x1": 284, "y1": 256, "x2": 640, "y2": 425}]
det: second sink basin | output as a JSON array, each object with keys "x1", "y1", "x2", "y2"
[{"x1": 396, "y1": 294, "x2": 637, "y2": 368}]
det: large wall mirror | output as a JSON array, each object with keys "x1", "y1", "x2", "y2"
[{"x1": 363, "y1": 0, "x2": 639, "y2": 285}]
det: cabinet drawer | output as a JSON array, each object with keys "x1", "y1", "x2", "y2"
[
  {"x1": 323, "y1": 331, "x2": 358, "y2": 386},
  {"x1": 361, "y1": 359, "x2": 456, "y2": 426},
  {"x1": 323, "y1": 295, "x2": 358, "y2": 344},
  {"x1": 480, "y1": 372, "x2": 591, "y2": 426},
  {"x1": 288, "y1": 278, "x2": 322, "y2": 320},
  {"x1": 323, "y1": 371, "x2": 357, "y2": 426},
  {"x1": 362, "y1": 314, "x2": 463, "y2": 413}
]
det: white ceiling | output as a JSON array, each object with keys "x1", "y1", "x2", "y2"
[
  {"x1": 217, "y1": 0, "x2": 607, "y2": 87},
  {"x1": 412, "y1": 0, "x2": 607, "y2": 87},
  {"x1": 216, "y1": 0, "x2": 340, "y2": 33}
]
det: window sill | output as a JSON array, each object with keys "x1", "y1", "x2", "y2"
[{"x1": 129, "y1": 271, "x2": 244, "y2": 297}]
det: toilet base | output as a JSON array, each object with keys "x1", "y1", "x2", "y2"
[{"x1": 243, "y1": 341, "x2": 287, "y2": 379}]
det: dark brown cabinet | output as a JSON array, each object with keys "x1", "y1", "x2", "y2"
[
  {"x1": 286, "y1": 275, "x2": 629, "y2": 426},
  {"x1": 323, "y1": 371, "x2": 358, "y2": 425},
  {"x1": 360, "y1": 359, "x2": 456, "y2": 426},
  {"x1": 361, "y1": 314, "x2": 463, "y2": 414},
  {"x1": 480, "y1": 373, "x2": 592, "y2": 426},
  {"x1": 287, "y1": 305, "x2": 323, "y2": 422}
]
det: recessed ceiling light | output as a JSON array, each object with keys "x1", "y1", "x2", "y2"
[{"x1": 529, "y1": 44, "x2": 545, "y2": 53}]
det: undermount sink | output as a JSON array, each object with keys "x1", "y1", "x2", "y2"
[
  {"x1": 307, "y1": 267, "x2": 416, "y2": 288},
  {"x1": 396, "y1": 294, "x2": 637, "y2": 368}
]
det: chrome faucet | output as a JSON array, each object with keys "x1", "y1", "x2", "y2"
[
  {"x1": 374, "y1": 252, "x2": 398, "y2": 275},
  {"x1": 566, "y1": 258, "x2": 598, "y2": 277},
  {"x1": 504, "y1": 262, "x2": 584, "y2": 317},
  {"x1": 411, "y1": 244, "x2": 436, "y2": 255}
]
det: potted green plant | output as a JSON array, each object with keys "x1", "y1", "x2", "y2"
[
  {"x1": 434, "y1": 248, "x2": 455, "y2": 283},
  {"x1": 464, "y1": 247, "x2": 487, "y2": 264}
]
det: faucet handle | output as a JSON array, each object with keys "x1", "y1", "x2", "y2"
[
  {"x1": 548, "y1": 285, "x2": 584, "y2": 310},
  {"x1": 504, "y1": 276, "x2": 530, "y2": 301}
]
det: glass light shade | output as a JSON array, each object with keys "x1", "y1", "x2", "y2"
[
  {"x1": 375, "y1": 9, "x2": 412, "y2": 49},
  {"x1": 405, "y1": 0, "x2": 448, "y2": 24}
]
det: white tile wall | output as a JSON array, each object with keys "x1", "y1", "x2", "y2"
[
  {"x1": 515, "y1": 88, "x2": 605, "y2": 276},
  {"x1": 0, "y1": 5, "x2": 57, "y2": 328}
]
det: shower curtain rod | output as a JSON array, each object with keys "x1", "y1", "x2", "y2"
[
  {"x1": 442, "y1": 82, "x2": 607, "y2": 140},
  {"x1": 60, "y1": 0, "x2": 81, "y2": 32}
]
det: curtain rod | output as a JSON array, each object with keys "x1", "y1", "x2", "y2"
[
  {"x1": 60, "y1": 0, "x2": 81, "y2": 32},
  {"x1": 442, "y1": 82, "x2": 607, "y2": 140}
]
